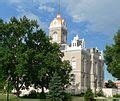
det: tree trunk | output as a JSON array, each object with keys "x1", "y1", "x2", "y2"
[
  {"x1": 16, "y1": 88, "x2": 20, "y2": 97},
  {"x1": 41, "y1": 86, "x2": 44, "y2": 93},
  {"x1": 15, "y1": 87, "x2": 20, "y2": 101},
  {"x1": 16, "y1": 77, "x2": 20, "y2": 97}
]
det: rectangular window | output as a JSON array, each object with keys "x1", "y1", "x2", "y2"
[{"x1": 72, "y1": 61, "x2": 76, "y2": 69}]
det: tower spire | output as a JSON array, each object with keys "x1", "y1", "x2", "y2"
[
  {"x1": 57, "y1": 0, "x2": 61, "y2": 18},
  {"x1": 58, "y1": 0, "x2": 60, "y2": 14}
]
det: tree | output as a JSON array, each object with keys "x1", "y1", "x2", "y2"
[
  {"x1": 48, "y1": 60, "x2": 72, "y2": 101},
  {"x1": 25, "y1": 33, "x2": 64, "y2": 93},
  {"x1": 105, "y1": 80, "x2": 117, "y2": 88},
  {"x1": 96, "y1": 89, "x2": 104, "y2": 97},
  {"x1": 23, "y1": 27, "x2": 54, "y2": 93},
  {"x1": 0, "y1": 16, "x2": 54, "y2": 96},
  {"x1": 0, "y1": 17, "x2": 39, "y2": 96},
  {"x1": 48, "y1": 72, "x2": 65, "y2": 101},
  {"x1": 58, "y1": 60, "x2": 72, "y2": 88},
  {"x1": 104, "y1": 30, "x2": 120, "y2": 79},
  {"x1": 0, "y1": 16, "x2": 72, "y2": 98},
  {"x1": 84, "y1": 88, "x2": 94, "y2": 101},
  {"x1": 25, "y1": 29, "x2": 72, "y2": 93}
]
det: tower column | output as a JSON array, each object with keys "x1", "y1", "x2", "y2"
[
  {"x1": 90, "y1": 55, "x2": 95, "y2": 93},
  {"x1": 84, "y1": 58, "x2": 87, "y2": 91}
]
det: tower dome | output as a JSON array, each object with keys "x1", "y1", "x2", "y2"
[
  {"x1": 49, "y1": 13, "x2": 67, "y2": 44},
  {"x1": 49, "y1": 14, "x2": 67, "y2": 29}
]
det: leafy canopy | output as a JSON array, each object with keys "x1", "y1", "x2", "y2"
[
  {"x1": 105, "y1": 80, "x2": 117, "y2": 88},
  {"x1": 0, "y1": 16, "x2": 72, "y2": 97},
  {"x1": 104, "y1": 30, "x2": 120, "y2": 79}
]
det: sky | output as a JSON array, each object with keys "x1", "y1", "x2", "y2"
[{"x1": 0, "y1": 0, "x2": 120, "y2": 81}]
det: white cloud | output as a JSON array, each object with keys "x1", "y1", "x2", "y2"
[
  {"x1": 15, "y1": 5, "x2": 48, "y2": 30},
  {"x1": 6, "y1": 0, "x2": 23, "y2": 4},
  {"x1": 5, "y1": 0, "x2": 48, "y2": 30},
  {"x1": 62, "y1": 0, "x2": 120, "y2": 34},
  {"x1": 4, "y1": 0, "x2": 120, "y2": 35},
  {"x1": 34, "y1": 0, "x2": 55, "y2": 13},
  {"x1": 38, "y1": 5, "x2": 54, "y2": 13},
  {"x1": 26, "y1": 13, "x2": 48, "y2": 30}
]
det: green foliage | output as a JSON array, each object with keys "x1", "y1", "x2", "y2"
[
  {"x1": 48, "y1": 72, "x2": 64, "y2": 100},
  {"x1": 21, "y1": 90, "x2": 46, "y2": 99},
  {"x1": 0, "y1": 78, "x2": 5, "y2": 91},
  {"x1": 74, "y1": 93, "x2": 84, "y2": 97},
  {"x1": 105, "y1": 80, "x2": 117, "y2": 88},
  {"x1": 38, "y1": 92, "x2": 46, "y2": 99},
  {"x1": 0, "y1": 16, "x2": 72, "y2": 98},
  {"x1": 113, "y1": 94, "x2": 120, "y2": 98},
  {"x1": 84, "y1": 88, "x2": 94, "y2": 100},
  {"x1": 96, "y1": 89, "x2": 104, "y2": 97},
  {"x1": 0, "y1": 16, "x2": 52, "y2": 96},
  {"x1": 58, "y1": 60, "x2": 72, "y2": 88},
  {"x1": 63, "y1": 93, "x2": 72, "y2": 101},
  {"x1": 27, "y1": 90, "x2": 37, "y2": 98},
  {"x1": 0, "y1": 16, "x2": 34, "y2": 96},
  {"x1": 104, "y1": 30, "x2": 120, "y2": 79}
]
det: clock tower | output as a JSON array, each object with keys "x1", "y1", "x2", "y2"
[{"x1": 49, "y1": 13, "x2": 67, "y2": 44}]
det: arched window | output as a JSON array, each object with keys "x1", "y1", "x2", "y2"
[
  {"x1": 71, "y1": 57, "x2": 76, "y2": 69},
  {"x1": 75, "y1": 43, "x2": 76, "y2": 46},
  {"x1": 53, "y1": 32, "x2": 58, "y2": 42},
  {"x1": 73, "y1": 43, "x2": 74, "y2": 46},
  {"x1": 62, "y1": 32, "x2": 64, "y2": 43}
]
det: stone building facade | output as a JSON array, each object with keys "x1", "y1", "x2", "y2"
[{"x1": 49, "y1": 13, "x2": 104, "y2": 94}]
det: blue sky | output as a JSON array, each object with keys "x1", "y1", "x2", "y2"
[{"x1": 0, "y1": 0, "x2": 120, "y2": 81}]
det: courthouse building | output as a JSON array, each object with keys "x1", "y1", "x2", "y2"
[{"x1": 49, "y1": 13, "x2": 104, "y2": 94}]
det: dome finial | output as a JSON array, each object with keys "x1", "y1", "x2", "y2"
[
  {"x1": 58, "y1": 0, "x2": 60, "y2": 14},
  {"x1": 57, "y1": 0, "x2": 61, "y2": 18}
]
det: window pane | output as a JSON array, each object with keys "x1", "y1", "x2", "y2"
[
  {"x1": 72, "y1": 61, "x2": 76, "y2": 69},
  {"x1": 53, "y1": 32, "x2": 58, "y2": 42}
]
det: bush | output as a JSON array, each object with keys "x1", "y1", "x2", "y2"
[
  {"x1": 48, "y1": 72, "x2": 65, "y2": 101},
  {"x1": 113, "y1": 94, "x2": 120, "y2": 98},
  {"x1": 74, "y1": 93, "x2": 84, "y2": 97},
  {"x1": 84, "y1": 88, "x2": 94, "y2": 101},
  {"x1": 26, "y1": 90, "x2": 37, "y2": 98},
  {"x1": 96, "y1": 89, "x2": 104, "y2": 97},
  {"x1": 21, "y1": 90, "x2": 46, "y2": 99},
  {"x1": 63, "y1": 93, "x2": 72, "y2": 101},
  {"x1": 37, "y1": 92, "x2": 46, "y2": 99}
]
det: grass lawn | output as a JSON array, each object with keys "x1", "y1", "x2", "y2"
[
  {"x1": 95, "y1": 97, "x2": 120, "y2": 101},
  {"x1": 0, "y1": 94, "x2": 119, "y2": 101},
  {"x1": 15, "y1": 99, "x2": 50, "y2": 101},
  {"x1": 0, "y1": 94, "x2": 51, "y2": 101},
  {"x1": 0, "y1": 94, "x2": 84, "y2": 101},
  {"x1": 0, "y1": 93, "x2": 17, "y2": 99}
]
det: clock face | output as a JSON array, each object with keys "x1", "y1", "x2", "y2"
[
  {"x1": 53, "y1": 32, "x2": 58, "y2": 42},
  {"x1": 54, "y1": 20, "x2": 58, "y2": 25}
]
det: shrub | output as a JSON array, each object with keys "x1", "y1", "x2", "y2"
[
  {"x1": 84, "y1": 88, "x2": 94, "y2": 101},
  {"x1": 63, "y1": 93, "x2": 72, "y2": 101},
  {"x1": 96, "y1": 89, "x2": 104, "y2": 97},
  {"x1": 48, "y1": 72, "x2": 65, "y2": 100},
  {"x1": 21, "y1": 90, "x2": 46, "y2": 99},
  {"x1": 113, "y1": 94, "x2": 120, "y2": 98},
  {"x1": 27, "y1": 90, "x2": 37, "y2": 98},
  {"x1": 37, "y1": 92, "x2": 46, "y2": 99},
  {"x1": 74, "y1": 93, "x2": 84, "y2": 97}
]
